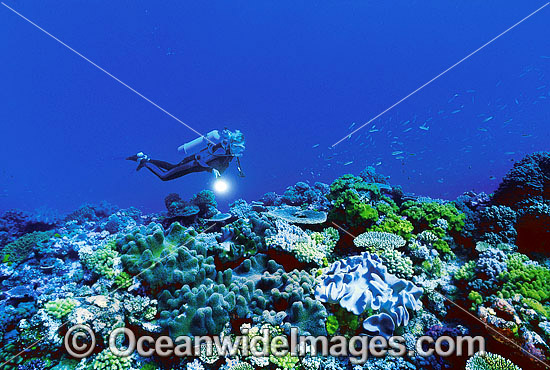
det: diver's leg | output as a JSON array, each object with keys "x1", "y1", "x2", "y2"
[
  {"x1": 143, "y1": 162, "x2": 205, "y2": 181},
  {"x1": 148, "y1": 159, "x2": 179, "y2": 171}
]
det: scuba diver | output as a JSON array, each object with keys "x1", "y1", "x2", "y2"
[{"x1": 127, "y1": 128, "x2": 245, "y2": 181}]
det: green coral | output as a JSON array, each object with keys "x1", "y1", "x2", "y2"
[
  {"x1": 421, "y1": 256, "x2": 443, "y2": 278},
  {"x1": 45, "y1": 298, "x2": 76, "y2": 319},
  {"x1": 377, "y1": 248, "x2": 414, "y2": 279},
  {"x1": 329, "y1": 189, "x2": 379, "y2": 228},
  {"x1": 400, "y1": 200, "x2": 465, "y2": 233},
  {"x1": 499, "y1": 253, "x2": 550, "y2": 302},
  {"x1": 1, "y1": 231, "x2": 52, "y2": 265},
  {"x1": 114, "y1": 272, "x2": 132, "y2": 289},
  {"x1": 468, "y1": 291, "x2": 483, "y2": 311},
  {"x1": 81, "y1": 244, "x2": 118, "y2": 279},
  {"x1": 293, "y1": 227, "x2": 338, "y2": 266},
  {"x1": 117, "y1": 222, "x2": 200, "y2": 294},
  {"x1": 433, "y1": 239, "x2": 455, "y2": 259},
  {"x1": 325, "y1": 315, "x2": 339, "y2": 336},
  {"x1": 455, "y1": 261, "x2": 477, "y2": 281},
  {"x1": 91, "y1": 349, "x2": 132, "y2": 370},
  {"x1": 371, "y1": 212, "x2": 414, "y2": 240},
  {"x1": 465, "y1": 351, "x2": 521, "y2": 370},
  {"x1": 523, "y1": 298, "x2": 550, "y2": 319}
]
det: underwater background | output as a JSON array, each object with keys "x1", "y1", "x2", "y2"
[
  {"x1": 2, "y1": 0, "x2": 549, "y2": 214},
  {"x1": 2, "y1": 1, "x2": 550, "y2": 370}
]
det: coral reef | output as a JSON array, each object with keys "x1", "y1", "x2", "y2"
[{"x1": 3, "y1": 154, "x2": 550, "y2": 370}]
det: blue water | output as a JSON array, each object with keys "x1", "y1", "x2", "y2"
[{"x1": 2, "y1": 0, "x2": 549, "y2": 214}]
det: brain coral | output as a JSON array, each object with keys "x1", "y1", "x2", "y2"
[{"x1": 315, "y1": 252, "x2": 422, "y2": 338}]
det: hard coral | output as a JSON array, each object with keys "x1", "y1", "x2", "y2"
[
  {"x1": 492, "y1": 151, "x2": 550, "y2": 209},
  {"x1": 465, "y1": 351, "x2": 521, "y2": 370}
]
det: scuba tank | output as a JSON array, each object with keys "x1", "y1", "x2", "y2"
[{"x1": 177, "y1": 130, "x2": 221, "y2": 155}]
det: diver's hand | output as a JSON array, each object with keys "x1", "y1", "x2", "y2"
[{"x1": 126, "y1": 152, "x2": 149, "y2": 170}]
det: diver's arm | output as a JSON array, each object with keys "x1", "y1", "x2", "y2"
[{"x1": 236, "y1": 157, "x2": 245, "y2": 177}]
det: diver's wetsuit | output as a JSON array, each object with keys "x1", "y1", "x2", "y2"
[
  {"x1": 137, "y1": 142, "x2": 238, "y2": 181},
  {"x1": 128, "y1": 128, "x2": 245, "y2": 181}
]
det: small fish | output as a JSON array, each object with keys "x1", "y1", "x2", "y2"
[
  {"x1": 483, "y1": 116, "x2": 494, "y2": 122},
  {"x1": 478, "y1": 128, "x2": 488, "y2": 132},
  {"x1": 448, "y1": 93, "x2": 459, "y2": 103},
  {"x1": 496, "y1": 80, "x2": 502, "y2": 87},
  {"x1": 419, "y1": 125, "x2": 429, "y2": 131},
  {"x1": 402, "y1": 120, "x2": 410, "y2": 125},
  {"x1": 395, "y1": 156, "x2": 404, "y2": 160},
  {"x1": 515, "y1": 99, "x2": 519, "y2": 104},
  {"x1": 312, "y1": 144, "x2": 320, "y2": 148},
  {"x1": 349, "y1": 122, "x2": 356, "y2": 129},
  {"x1": 466, "y1": 89, "x2": 476, "y2": 93},
  {"x1": 403, "y1": 127, "x2": 412, "y2": 133},
  {"x1": 503, "y1": 119, "x2": 513, "y2": 125},
  {"x1": 369, "y1": 128, "x2": 380, "y2": 133},
  {"x1": 344, "y1": 161, "x2": 353, "y2": 166},
  {"x1": 375, "y1": 161, "x2": 382, "y2": 166},
  {"x1": 451, "y1": 109, "x2": 461, "y2": 114},
  {"x1": 521, "y1": 134, "x2": 532, "y2": 137},
  {"x1": 504, "y1": 151, "x2": 515, "y2": 155},
  {"x1": 537, "y1": 85, "x2": 547, "y2": 90},
  {"x1": 392, "y1": 151, "x2": 404, "y2": 156},
  {"x1": 437, "y1": 178, "x2": 444, "y2": 184},
  {"x1": 489, "y1": 176, "x2": 496, "y2": 180},
  {"x1": 541, "y1": 56, "x2": 550, "y2": 59}
]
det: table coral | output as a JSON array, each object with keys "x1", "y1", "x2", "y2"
[{"x1": 354, "y1": 231, "x2": 406, "y2": 250}]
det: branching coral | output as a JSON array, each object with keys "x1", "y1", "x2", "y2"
[
  {"x1": 499, "y1": 253, "x2": 550, "y2": 302},
  {"x1": 92, "y1": 349, "x2": 132, "y2": 370},
  {"x1": 353, "y1": 231, "x2": 405, "y2": 250},
  {"x1": 265, "y1": 220, "x2": 336, "y2": 266},
  {"x1": 400, "y1": 200, "x2": 465, "y2": 233},
  {"x1": 80, "y1": 243, "x2": 118, "y2": 279},
  {"x1": 465, "y1": 351, "x2": 521, "y2": 370},
  {"x1": 45, "y1": 298, "x2": 76, "y2": 319}
]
